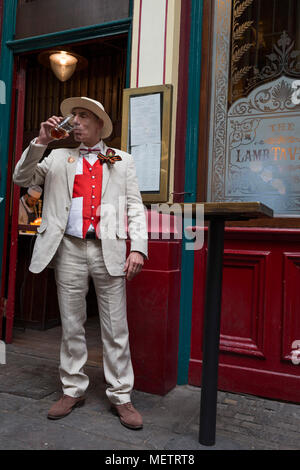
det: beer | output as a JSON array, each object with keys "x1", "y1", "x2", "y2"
[
  {"x1": 50, "y1": 114, "x2": 75, "y2": 140},
  {"x1": 50, "y1": 127, "x2": 69, "y2": 139}
]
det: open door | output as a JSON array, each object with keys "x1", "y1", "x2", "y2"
[{"x1": 2, "y1": 36, "x2": 128, "y2": 342}]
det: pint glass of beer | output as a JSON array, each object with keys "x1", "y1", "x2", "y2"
[{"x1": 51, "y1": 114, "x2": 75, "y2": 139}]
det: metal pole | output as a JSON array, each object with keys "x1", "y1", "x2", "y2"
[{"x1": 199, "y1": 217, "x2": 225, "y2": 446}]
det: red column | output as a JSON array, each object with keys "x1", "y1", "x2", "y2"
[{"x1": 126, "y1": 213, "x2": 182, "y2": 395}]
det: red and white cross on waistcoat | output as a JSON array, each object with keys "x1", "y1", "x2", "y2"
[{"x1": 67, "y1": 157, "x2": 103, "y2": 238}]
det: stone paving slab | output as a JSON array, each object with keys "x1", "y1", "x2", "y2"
[
  {"x1": 0, "y1": 350, "x2": 299, "y2": 451},
  {"x1": 0, "y1": 351, "x2": 60, "y2": 399}
]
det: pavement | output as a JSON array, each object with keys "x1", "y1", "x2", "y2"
[{"x1": 0, "y1": 346, "x2": 299, "y2": 452}]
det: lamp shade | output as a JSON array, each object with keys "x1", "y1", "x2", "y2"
[
  {"x1": 38, "y1": 49, "x2": 88, "y2": 82},
  {"x1": 49, "y1": 51, "x2": 78, "y2": 82}
]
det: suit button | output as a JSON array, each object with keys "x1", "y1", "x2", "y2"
[{"x1": 66, "y1": 207, "x2": 69, "y2": 211}]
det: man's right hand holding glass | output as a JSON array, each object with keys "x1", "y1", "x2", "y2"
[{"x1": 36, "y1": 115, "x2": 64, "y2": 146}]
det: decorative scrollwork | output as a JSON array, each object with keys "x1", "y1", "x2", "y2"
[
  {"x1": 231, "y1": 0, "x2": 254, "y2": 91},
  {"x1": 229, "y1": 117, "x2": 260, "y2": 149},
  {"x1": 230, "y1": 78, "x2": 300, "y2": 115},
  {"x1": 209, "y1": 0, "x2": 232, "y2": 201},
  {"x1": 247, "y1": 31, "x2": 300, "y2": 91}
]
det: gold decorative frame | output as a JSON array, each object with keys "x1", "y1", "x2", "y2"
[{"x1": 121, "y1": 84, "x2": 172, "y2": 203}]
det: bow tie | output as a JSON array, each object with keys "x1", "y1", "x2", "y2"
[
  {"x1": 97, "y1": 148, "x2": 122, "y2": 165},
  {"x1": 80, "y1": 147, "x2": 101, "y2": 155}
]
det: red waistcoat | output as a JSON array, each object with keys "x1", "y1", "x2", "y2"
[{"x1": 72, "y1": 158, "x2": 103, "y2": 238}]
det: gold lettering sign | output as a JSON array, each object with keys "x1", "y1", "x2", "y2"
[{"x1": 226, "y1": 77, "x2": 300, "y2": 214}]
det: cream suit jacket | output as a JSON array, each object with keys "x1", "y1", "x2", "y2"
[{"x1": 13, "y1": 141, "x2": 148, "y2": 275}]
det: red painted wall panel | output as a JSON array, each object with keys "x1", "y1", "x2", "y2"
[
  {"x1": 126, "y1": 239, "x2": 182, "y2": 395},
  {"x1": 189, "y1": 227, "x2": 300, "y2": 403}
]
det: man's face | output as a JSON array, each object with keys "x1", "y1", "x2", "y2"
[
  {"x1": 26, "y1": 195, "x2": 39, "y2": 207},
  {"x1": 72, "y1": 107, "x2": 104, "y2": 147}
]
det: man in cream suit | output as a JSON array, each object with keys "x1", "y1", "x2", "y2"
[{"x1": 13, "y1": 97, "x2": 148, "y2": 429}]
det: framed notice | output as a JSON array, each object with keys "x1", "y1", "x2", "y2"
[{"x1": 121, "y1": 84, "x2": 172, "y2": 203}]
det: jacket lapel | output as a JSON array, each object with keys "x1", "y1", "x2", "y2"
[
  {"x1": 101, "y1": 142, "x2": 111, "y2": 197},
  {"x1": 66, "y1": 147, "x2": 80, "y2": 198}
]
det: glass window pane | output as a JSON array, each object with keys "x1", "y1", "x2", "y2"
[
  {"x1": 208, "y1": 0, "x2": 300, "y2": 216},
  {"x1": 229, "y1": 0, "x2": 300, "y2": 107}
]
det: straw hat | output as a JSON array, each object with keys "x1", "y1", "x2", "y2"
[{"x1": 60, "y1": 97, "x2": 113, "y2": 139}]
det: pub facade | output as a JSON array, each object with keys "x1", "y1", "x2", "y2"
[{"x1": 0, "y1": 0, "x2": 299, "y2": 402}]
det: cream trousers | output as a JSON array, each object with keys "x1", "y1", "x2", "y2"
[{"x1": 54, "y1": 234, "x2": 134, "y2": 404}]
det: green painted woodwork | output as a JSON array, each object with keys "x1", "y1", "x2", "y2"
[
  {"x1": 6, "y1": 18, "x2": 132, "y2": 54},
  {"x1": 177, "y1": 0, "x2": 204, "y2": 384},
  {"x1": 0, "y1": 0, "x2": 18, "y2": 286}
]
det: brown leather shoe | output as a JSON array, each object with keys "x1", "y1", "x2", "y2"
[
  {"x1": 47, "y1": 395, "x2": 85, "y2": 420},
  {"x1": 112, "y1": 402, "x2": 143, "y2": 430}
]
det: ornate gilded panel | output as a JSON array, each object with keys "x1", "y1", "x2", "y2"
[{"x1": 208, "y1": 0, "x2": 300, "y2": 215}]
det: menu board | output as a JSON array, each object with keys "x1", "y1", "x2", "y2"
[
  {"x1": 129, "y1": 93, "x2": 161, "y2": 192},
  {"x1": 121, "y1": 85, "x2": 172, "y2": 203}
]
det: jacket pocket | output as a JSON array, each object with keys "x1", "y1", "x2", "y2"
[
  {"x1": 116, "y1": 228, "x2": 127, "y2": 239},
  {"x1": 37, "y1": 222, "x2": 47, "y2": 234}
]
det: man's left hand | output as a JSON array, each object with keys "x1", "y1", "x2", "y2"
[{"x1": 124, "y1": 251, "x2": 144, "y2": 281}]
